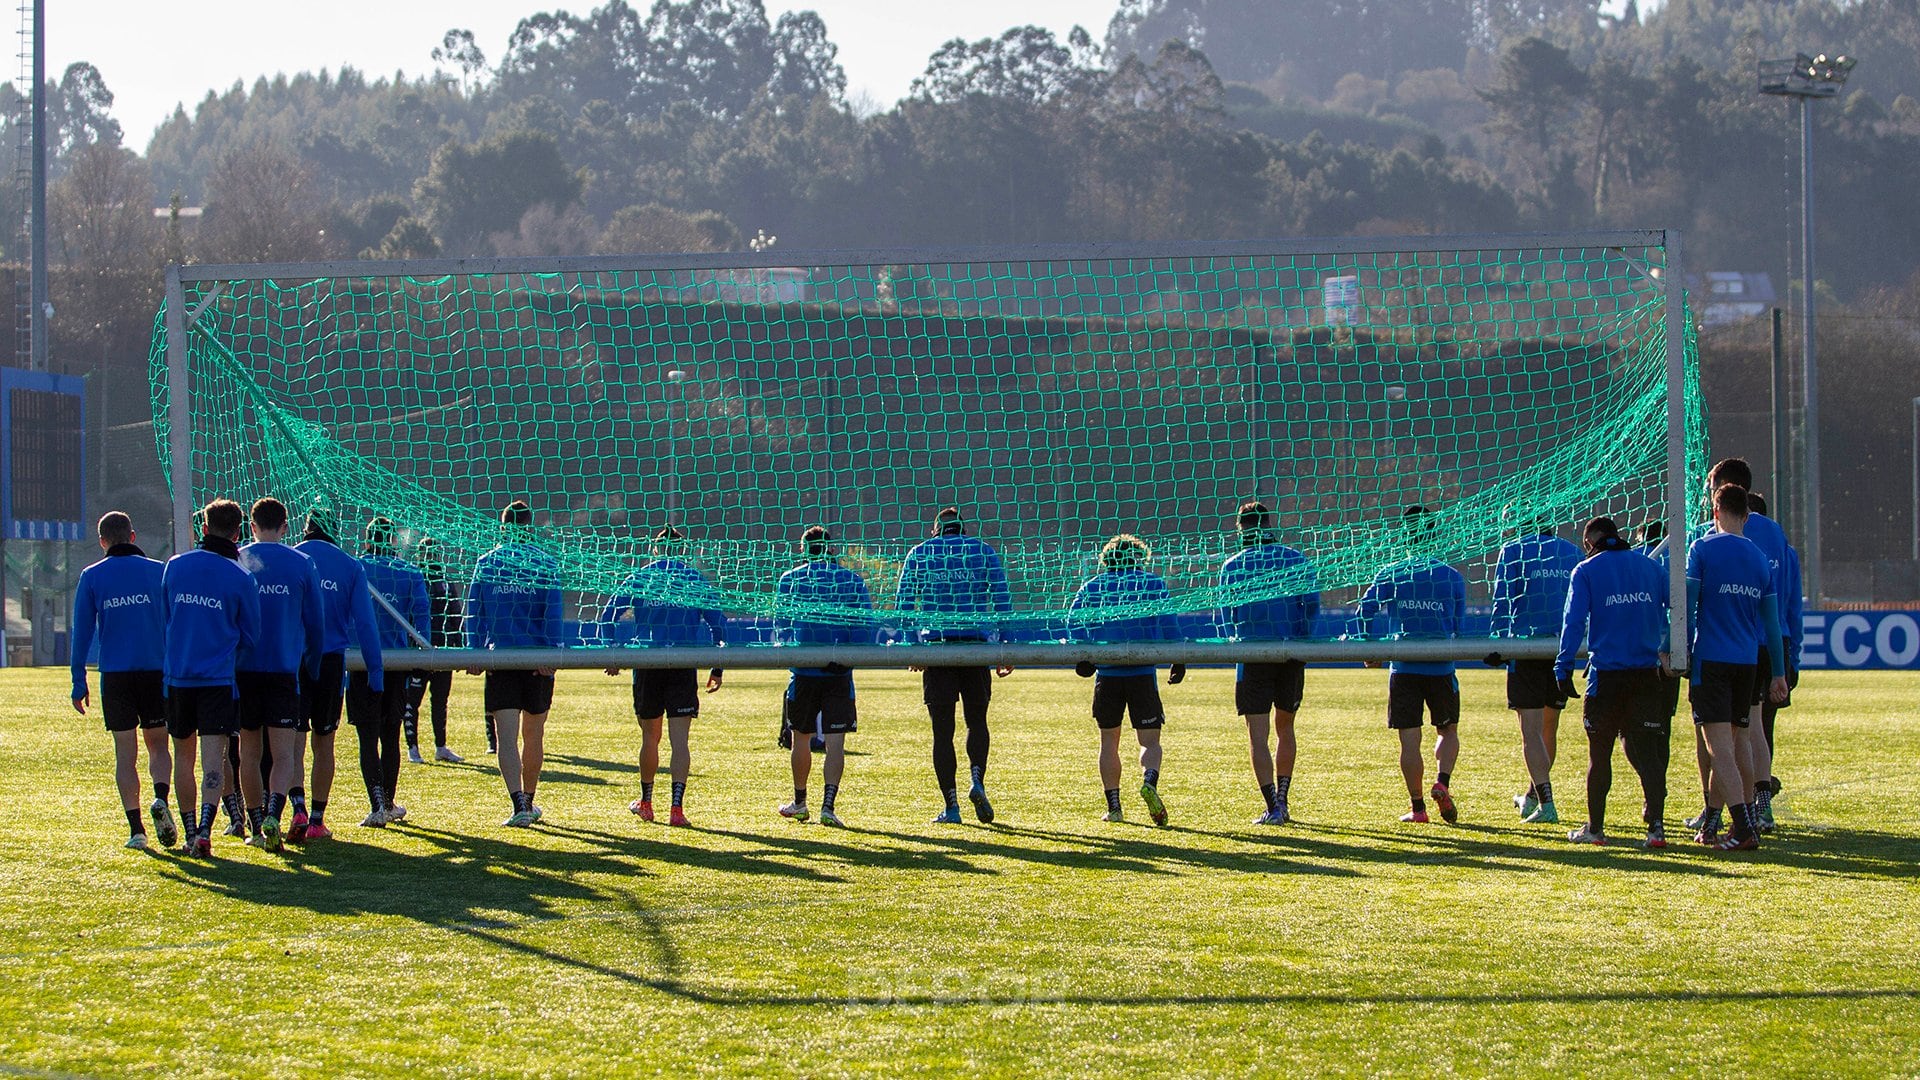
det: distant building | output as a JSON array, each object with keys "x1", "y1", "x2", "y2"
[{"x1": 1688, "y1": 271, "x2": 1777, "y2": 327}]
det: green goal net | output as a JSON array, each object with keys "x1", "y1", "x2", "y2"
[{"x1": 148, "y1": 234, "x2": 1704, "y2": 657}]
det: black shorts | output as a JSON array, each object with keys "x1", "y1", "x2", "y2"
[
  {"x1": 237, "y1": 671, "x2": 302, "y2": 731},
  {"x1": 1388, "y1": 673, "x2": 1460, "y2": 730},
  {"x1": 785, "y1": 672, "x2": 857, "y2": 735},
  {"x1": 1506, "y1": 658, "x2": 1567, "y2": 710},
  {"x1": 485, "y1": 669, "x2": 556, "y2": 715},
  {"x1": 166, "y1": 684, "x2": 241, "y2": 740},
  {"x1": 1750, "y1": 646, "x2": 1774, "y2": 708},
  {"x1": 100, "y1": 670, "x2": 166, "y2": 733},
  {"x1": 347, "y1": 670, "x2": 409, "y2": 730},
  {"x1": 1236, "y1": 661, "x2": 1305, "y2": 716},
  {"x1": 634, "y1": 668, "x2": 700, "y2": 720},
  {"x1": 1582, "y1": 668, "x2": 1673, "y2": 739},
  {"x1": 1691, "y1": 661, "x2": 1755, "y2": 728},
  {"x1": 302, "y1": 652, "x2": 346, "y2": 736},
  {"x1": 1092, "y1": 673, "x2": 1164, "y2": 730},
  {"x1": 923, "y1": 666, "x2": 992, "y2": 711}
]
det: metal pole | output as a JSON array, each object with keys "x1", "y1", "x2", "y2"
[
  {"x1": 1799, "y1": 95, "x2": 1823, "y2": 604},
  {"x1": 28, "y1": 0, "x2": 46, "y2": 373},
  {"x1": 1662, "y1": 230, "x2": 1691, "y2": 672},
  {"x1": 1770, "y1": 307, "x2": 1789, "y2": 537},
  {"x1": 1912, "y1": 397, "x2": 1919, "y2": 563},
  {"x1": 164, "y1": 267, "x2": 193, "y2": 557}
]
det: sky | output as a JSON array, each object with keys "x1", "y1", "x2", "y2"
[{"x1": 46, "y1": 0, "x2": 1123, "y2": 148}]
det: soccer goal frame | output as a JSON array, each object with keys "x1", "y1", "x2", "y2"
[{"x1": 161, "y1": 229, "x2": 1694, "y2": 672}]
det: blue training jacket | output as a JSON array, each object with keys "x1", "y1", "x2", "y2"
[
  {"x1": 161, "y1": 540, "x2": 261, "y2": 690},
  {"x1": 1068, "y1": 568, "x2": 1176, "y2": 678},
  {"x1": 895, "y1": 531, "x2": 1012, "y2": 642},
  {"x1": 1492, "y1": 532, "x2": 1581, "y2": 639},
  {"x1": 1686, "y1": 530, "x2": 1783, "y2": 669},
  {"x1": 361, "y1": 551, "x2": 432, "y2": 653},
  {"x1": 1555, "y1": 544, "x2": 1669, "y2": 679},
  {"x1": 775, "y1": 559, "x2": 875, "y2": 676},
  {"x1": 1355, "y1": 559, "x2": 1467, "y2": 676},
  {"x1": 596, "y1": 558, "x2": 727, "y2": 649},
  {"x1": 1690, "y1": 515, "x2": 1791, "y2": 638},
  {"x1": 1218, "y1": 541, "x2": 1319, "y2": 680},
  {"x1": 467, "y1": 542, "x2": 565, "y2": 649},
  {"x1": 236, "y1": 541, "x2": 325, "y2": 680},
  {"x1": 295, "y1": 537, "x2": 385, "y2": 691},
  {"x1": 71, "y1": 544, "x2": 166, "y2": 699}
]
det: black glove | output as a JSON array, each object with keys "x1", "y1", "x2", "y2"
[
  {"x1": 1483, "y1": 652, "x2": 1505, "y2": 668},
  {"x1": 1075, "y1": 660, "x2": 1097, "y2": 678},
  {"x1": 1556, "y1": 676, "x2": 1580, "y2": 700},
  {"x1": 776, "y1": 716, "x2": 792, "y2": 749},
  {"x1": 1167, "y1": 663, "x2": 1186, "y2": 686},
  {"x1": 821, "y1": 661, "x2": 850, "y2": 676}
]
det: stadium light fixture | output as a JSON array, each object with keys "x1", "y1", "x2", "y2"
[{"x1": 1758, "y1": 51, "x2": 1857, "y2": 603}]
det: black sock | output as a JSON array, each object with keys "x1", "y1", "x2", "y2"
[
  {"x1": 1525, "y1": 783, "x2": 1539, "y2": 800},
  {"x1": 1537, "y1": 781, "x2": 1554, "y2": 805},
  {"x1": 247, "y1": 806, "x2": 264, "y2": 833},
  {"x1": 1143, "y1": 767, "x2": 1160, "y2": 789},
  {"x1": 267, "y1": 792, "x2": 287, "y2": 820},
  {"x1": 222, "y1": 792, "x2": 243, "y2": 825},
  {"x1": 1729, "y1": 802, "x2": 1756, "y2": 838},
  {"x1": 944, "y1": 787, "x2": 959, "y2": 812},
  {"x1": 1259, "y1": 782, "x2": 1279, "y2": 812},
  {"x1": 1756, "y1": 786, "x2": 1774, "y2": 812},
  {"x1": 793, "y1": 787, "x2": 807, "y2": 807},
  {"x1": 671, "y1": 781, "x2": 685, "y2": 808},
  {"x1": 511, "y1": 789, "x2": 533, "y2": 814},
  {"x1": 641, "y1": 781, "x2": 654, "y2": 802},
  {"x1": 1105, "y1": 787, "x2": 1122, "y2": 814},
  {"x1": 1411, "y1": 798, "x2": 1427, "y2": 813},
  {"x1": 126, "y1": 808, "x2": 145, "y2": 836},
  {"x1": 1436, "y1": 771, "x2": 1452, "y2": 789},
  {"x1": 822, "y1": 783, "x2": 839, "y2": 813},
  {"x1": 154, "y1": 781, "x2": 169, "y2": 803},
  {"x1": 970, "y1": 764, "x2": 985, "y2": 789},
  {"x1": 198, "y1": 803, "x2": 218, "y2": 837},
  {"x1": 1275, "y1": 775, "x2": 1292, "y2": 802},
  {"x1": 179, "y1": 794, "x2": 195, "y2": 829},
  {"x1": 311, "y1": 800, "x2": 328, "y2": 826}
]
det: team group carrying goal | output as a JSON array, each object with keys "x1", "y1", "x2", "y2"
[{"x1": 150, "y1": 232, "x2": 1705, "y2": 665}]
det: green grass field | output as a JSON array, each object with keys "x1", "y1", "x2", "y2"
[{"x1": 2, "y1": 665, "x2": 1916, "y2": 1077}]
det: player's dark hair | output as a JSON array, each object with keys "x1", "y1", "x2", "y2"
[
  {"x1": 1713, "y1": 483, "x2": 1750, "y2": 518},
  {"x1": 1583, "y1": 515, "x2": 1629, "y2": 552},
  {"x1": 653, "y1": 525, "x2": 684, "y2": 543},
  {"x1": 802, "y1": 525, "x2": 832, "y2": 559},
  {"x1": 364, "y1": 516, "x2": 395, "y2": 553},
  {"x1": 1401, "y1": 504, "x2": 1436, "y2": 543},
  {"x1": 301, "y1": 510, "x2": 335, "y2": 542},
  {"x1": 203, "y1": 499, "x2": 244, "y2": 539},
  {"x1": 1100, "y1": 533, "x2": 1151, "y2": 571},
  {"x1": 1637, "y1": 519, "x2": 1666, "y2": 546},
  {"x1": 1708, "y1": 457, "x2": 1753, "y2": 490},
  {"x1": 1746, "y1": 490, "x2": 1768, "y2": 516},
  {"x1": 501, "y1": 500, "x2": 534, "y2": 528},
  {"x1": 250, "y1": 497, "x2": 288, "y2": 531},
  {"x1": 97, "y1": 511, "x2": 133, "y2": 545},
  {"x1": 416, "y1": 534, "x2": 441, "y2": 571},
  {"x1": 1236, "y1": 500, "x2": 1273, "y2": 545},
  {"x1": 934, "y1": 507, "x2": 964, "y2": 535}
]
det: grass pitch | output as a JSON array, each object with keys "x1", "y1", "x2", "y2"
[{"x1": 2, "y1": 666, "x2": 1917, "y2": 1077}]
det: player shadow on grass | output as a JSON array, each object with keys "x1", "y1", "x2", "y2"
[{"x1": 881, "y1": 823, "x2": 1365, "y2": 879}]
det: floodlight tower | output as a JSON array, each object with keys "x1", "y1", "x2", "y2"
[{"x1": 1758, "y1": 51, "x2": 1855, "y2": 604}]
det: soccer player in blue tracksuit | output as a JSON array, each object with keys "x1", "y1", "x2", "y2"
[
  {"x1": 1069, "y1": 534, "x2": 1185, "y2": 826},
  {"x1": 295, "y1": 510, "x2": 386, "y2": 842},
  {"x1": 896, "y1": 507, "x2": 1012, "y2": 825},
  {"x1": 1355, "y1": 506, "x2": 1468, "y2": 824},
  {"x1": 1749, "y1": 489, "x2": 1800, "y2": 827},
  {"x1": 235, "y1": 498, "x2": 324, "y2": 852},
  {"x1": 1489, "y1": 514, "x2": 1581, "y2": 825},
  {"x1": 1555, "y1": 516, "x2": 1674, "y2": 848},
  {"x1": 1683, "y1": 458, "x2": 1794, "y2": 837},
  {"x1": 1218, "y1": 500, "x2": 1319, "y2": 827},
  {"x1": 355, "y1": 517, "x2": 430, "y2": 828},
  {"x1": 597, "y1": 526, "x2": 726, "y2": 827},
  {"x1": 467, "y1": 500, "x2": 565, "y2": 828},
  {"x1": 71, "y1": 511, "x2": 175, "y2": 849},
  {"x1": 162, "y1": 499, "x2": 261, "y2": 856},
  {"x1": 404, "y1": 536, "x2": 465, "y2": 764},
  {"x1": 1686, "y1": 483, "x2": 1789, "y2": 851},
  {"x1": 774, "y1": 525, "x2": 874, "y2": 827}
]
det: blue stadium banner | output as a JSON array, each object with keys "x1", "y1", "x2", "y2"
[
  {"x1": 0, "y1": 367, "x2": 86, "y2": 541},
  {"x1": 1799, "y1": 611, "x2": 1920, "y2": 670}
]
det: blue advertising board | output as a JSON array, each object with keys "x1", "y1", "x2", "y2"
[{"x1": 1798, "y1": 611, "x2": 1920, "y2": 671}]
